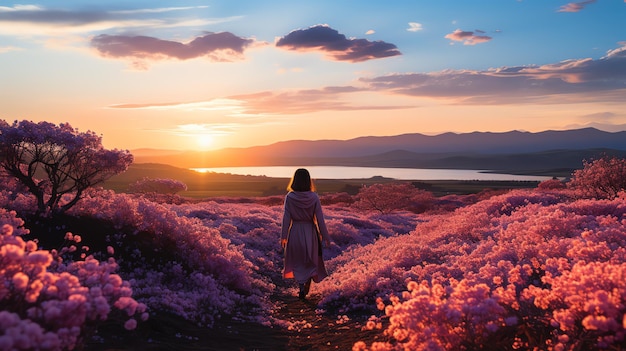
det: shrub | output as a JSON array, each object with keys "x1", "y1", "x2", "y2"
[
  {"x1": 128, "y1": 177, "x2": 187, "y2": 195},
  {"x1": 353, "y1": 183, "x2": 434, "y2": 214},
  {"x1": 537, "y1": 178, "x2": 566, "y2": 190}
]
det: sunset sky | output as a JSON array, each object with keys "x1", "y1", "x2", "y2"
[{"x1": 1, "y1": 1, "x2": 625, "y2": 151}]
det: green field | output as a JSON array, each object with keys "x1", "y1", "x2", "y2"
[{"x1": 102, "y1": 163, "x2": 544, "y2": 198}]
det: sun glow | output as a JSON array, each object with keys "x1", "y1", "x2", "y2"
[
  {"x1": 196, "y1": 134, "x2": 214, "y2": 149},
  {"x1": 174, "y1": 124, "x2": 219, "y2": 150}
]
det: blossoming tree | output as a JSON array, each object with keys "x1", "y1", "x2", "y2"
[
  {"x1": 0, "y1": 120, "x2": 133, "y2": 215},
  {"x1": 568, "y1": 155, "x2": 626, "y2": 199}
]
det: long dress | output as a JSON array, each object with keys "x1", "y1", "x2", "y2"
[{"x1": 281, "y1": 191, "x2": 330, "y2": 284}]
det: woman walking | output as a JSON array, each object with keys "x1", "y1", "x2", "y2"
[{"x1": 281, "y1": 168, "x2": 331, "y2": 299}]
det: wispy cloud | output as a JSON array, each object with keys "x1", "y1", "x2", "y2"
[
  {"x1": 227, "y1": 87, "x2": 412, "y2": 114},
  {"x1": 406, "y1": 22, "x2": 423, "y2": 32},
  {"x1": 275, "y1": 24, "x2": 401, "y2": 62},
  {"x1": 0, "y1": 46, "x2": 23, "y2": 53},
  {"x1": 558, "y1": 0, "x2": 597, "y2": 12},
  {"x1": 0, "y1": 4, "x2": 233, "y2": 35},
  {"x1": 444, "y1": 29, "x2": 492, "y2": 45},
  {"x1": 110, "y1": 6, "x2": 210, "y2": 15},
  {"x1": 91, "y1": 32, "x2": 258, "y2": 68},
  {"x1": 109, "y1": 99, "x2": 245, "y2": 112},
  {"x1": 108, "y1": 86, "x2": 414, "y2": 116},
  {"x1": 0, "y1": 4, "x2": 42, "y2": 12},
  {"x1": 167, "y1": 123, "x2": 236, "y2": 137},
  {"x1": 565, "y1": 112, "x2": 626, "y2": 132},
  {"x1": 360, "y1": 43, "x2": 626, "y2": 104}
]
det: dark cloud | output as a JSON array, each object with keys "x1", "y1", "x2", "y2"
[
  {"x1": 444, "y1": 29, "x2": 492, "y2": 45},
  {"x1": 91, "y1": 32, "x2": 255, "y2": 62},
  {"x1": 275, "y1": 24, "x2": 401, "y2": 62},
  {"x1": 360, "y1": 44, "x2": 626, "y2": 104},
  {"x1": 558, "y1": 0, "x2": 597, "y2": 12}
]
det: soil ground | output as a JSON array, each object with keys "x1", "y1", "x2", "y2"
[{"x1": 86, "y1": 289, "x2": 386, "y2": 351}]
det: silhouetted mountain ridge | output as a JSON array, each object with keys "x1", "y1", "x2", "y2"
[
  {"x1": 260, "y1": 128, "x2": 626, "y2": 157},
  {"x1": 132, "y1": 128, "x2": 626, "y2": 175}
]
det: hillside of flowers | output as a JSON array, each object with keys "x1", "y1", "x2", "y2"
[{"x1": 2, "y1": 143, "x2": 626, "y2": 349}]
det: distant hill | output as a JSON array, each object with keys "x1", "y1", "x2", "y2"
[{"x1": 131, "y1": 128, "x2": 626, "y2": 176}]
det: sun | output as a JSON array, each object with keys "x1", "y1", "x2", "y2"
[
  {"x1": 196, "y1": 134, "x2": 214, "y2": 149},
  {"x1": 176, "y1": 124, "x2": 218, "y2": 150}
]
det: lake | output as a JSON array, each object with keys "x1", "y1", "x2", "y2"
[{"x1": 191, "y1": 166, "x2": 553, "y2": 181}]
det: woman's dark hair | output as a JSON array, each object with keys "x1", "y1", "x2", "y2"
[{"x1": 287, "y1": 168, "x2": 315, "y2": 192}]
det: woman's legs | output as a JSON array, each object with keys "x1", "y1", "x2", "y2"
[{"x1": 298, "y1": 277, "x2": 313, "y2": 299}]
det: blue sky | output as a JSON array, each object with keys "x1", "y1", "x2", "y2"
[{"x1": 1, "y1": 1, "x2": 625, "y2": 151}]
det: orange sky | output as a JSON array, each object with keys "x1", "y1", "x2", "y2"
[{"x1": 1, "y1": 2, "x2": 626, "y2": 151}]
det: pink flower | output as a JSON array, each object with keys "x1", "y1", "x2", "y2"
[
  {"x1": 124, "y1": 318, "x2": 137, "y2": 330},
  {"x1": 25, "y1": 280, "x2": 44, "y2": 303},
  {"x1": 1, "y1": 224, "x2": 13, "y2": 236},
  {"x1": 12, "y1": 272, "x2": 29, "y2": 290}
]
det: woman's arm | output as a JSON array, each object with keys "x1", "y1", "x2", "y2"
[
  {"x1": 281, "y1": 196, "x2": 292, "y2": 247},
  {"x1": 314, "y1": 198, "x2": 331, "y2": 246}
]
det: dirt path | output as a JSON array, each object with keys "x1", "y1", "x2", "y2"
[{"x1": 88, "y1": 286, "x2": 385, "y2": 351}]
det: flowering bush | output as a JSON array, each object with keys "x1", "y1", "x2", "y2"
[
  {"x1": 68, "y1": 189, "x2": 274, "y2": 326},
  {"x1": 568, "y1": 155, "x2": 626, "y2": 199},
  {"x1": 537, "y1": 177, "x2": 566, "y2": 190},
  {"x1": 353, "y1": 183, "x2": 434, "y2": 214},
  {"x1": 0, "y1": 222, "x2": 145, "y2": 350},
  {"x1": 338, "y1": 189, "x2": 626, "y2": 350},
  {"x1": 128, "y1": 177, "x2": 187, "y2": 195}
]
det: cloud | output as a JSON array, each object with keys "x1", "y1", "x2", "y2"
[
  {"x1": 168, "y1": 123, "x2": 235, "y2": 137},
  {"x1": 365, "y1": 29, "x2": 375, "y2": 35},
  {"x1": 110, "y1": 6, "x2": 209, "y2": 15},
  {"x1": 359, "y1": 43, "x2": 626, "y2": 104},
  {"x1": 108, "y1": 86, "x2": 414, "y2": 116},
  {"x1": 109, "y1": 42, "x2": 626, "y2": 110},
  {"x1": 228, "y1": 87, "x2": 404, "y2": 114},
  {"x1": 579, "y1": 111, "x2": 618, "y2": 122},
  {"x1": 91, "y1": 32, "x2": 256, "y2": 65},
  {"x1": 407, "y1": 22, "x2": 423, "y2": 32},
  {"x1": 109, "y1": 99, "x2": 245, "y2": 111},
  {"x1": 558, "y1": 0, "x2": 597, "y2": 12},
  {"x1": 0, "y1": 46, "x2": 22, "y2": 53},
  {"x1": 0, "y1": 4, "x2": 42, "y2": 12},
  {"x1": 0, "y1": 4, "x2": 233, "y2": 36},
  {"x1": 444, "y1": 29, "x2": 492, "y2": 45},
  {"x1": 0, "y1": 5, "x2": 109, "y2": 26},
  {"x1": 565, "y1": 114, "x2": 626, "y2": 132},
  {"x1": 275, "y1": 24, "x2": 401, "y2": 62}
]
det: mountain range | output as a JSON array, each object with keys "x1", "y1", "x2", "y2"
[{"x1": 132, "y1": 128, "x2": 626, "y2": 176}]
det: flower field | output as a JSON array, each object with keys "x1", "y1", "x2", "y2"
[{"x1": 2, "y1": 168, "x2": 626, "y2": 350}]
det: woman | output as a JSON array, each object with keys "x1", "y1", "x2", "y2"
[{"x1": 281, "y1": 168, "x2": 331, "y2": 299}]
